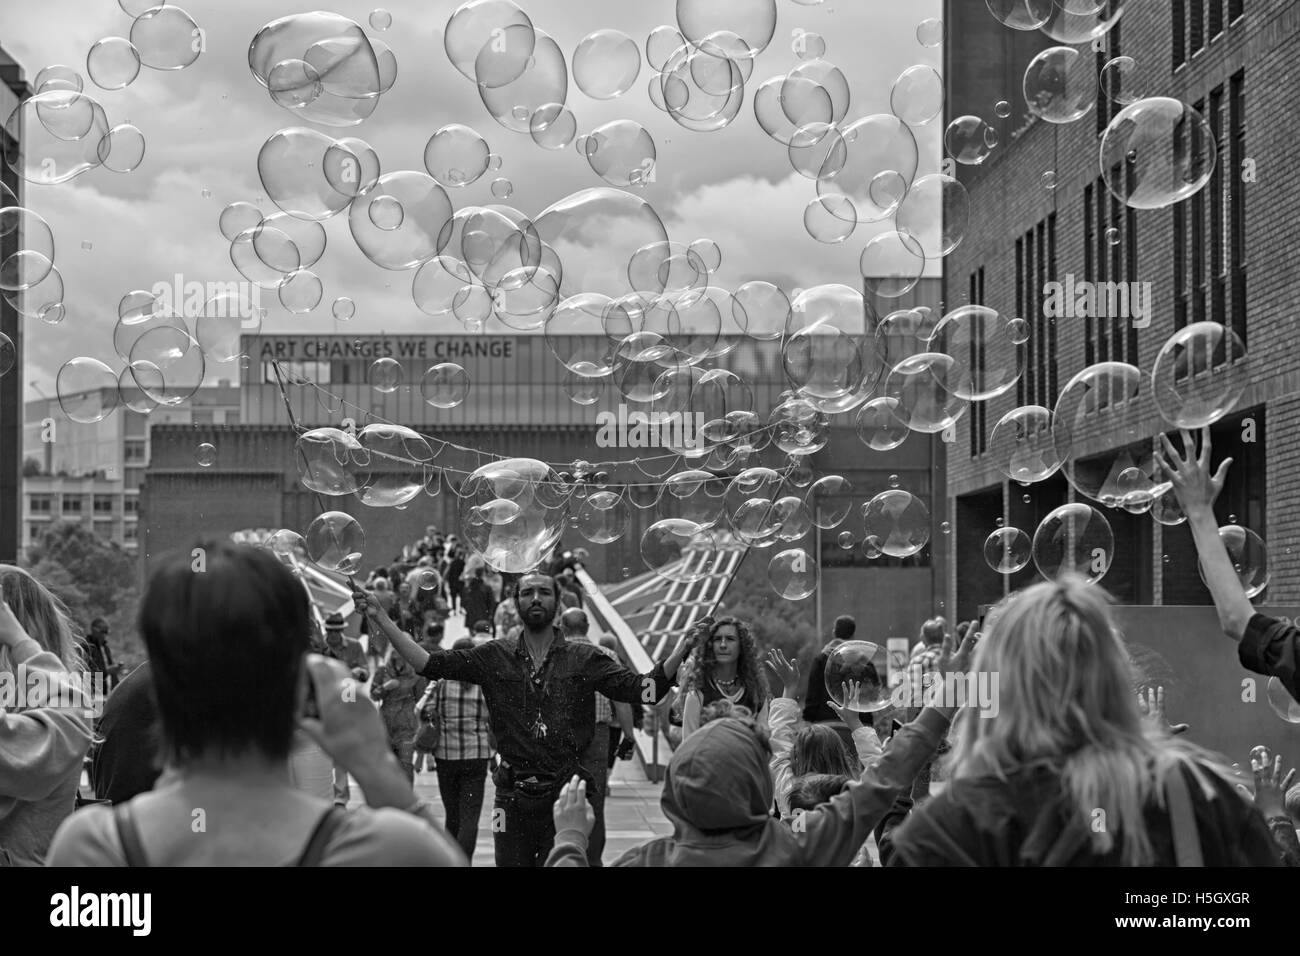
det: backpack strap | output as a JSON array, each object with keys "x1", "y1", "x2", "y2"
[
  {"x1": 113, "y1": 803, "x2": 149, "y2": 868},
  {"x1": 1166, "y1": 767, "x2": 1204, "y2": 867},
  {"x1": 296, "y1": 806, "x2": 348, "y2": 867}
]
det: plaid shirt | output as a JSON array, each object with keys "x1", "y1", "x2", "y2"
[
  {"x1": 431, "y1": 678, "x2": 494, "y2": 761},
  {"x1": 592, "y1": 643, "x2": 617, "y2": 725}
]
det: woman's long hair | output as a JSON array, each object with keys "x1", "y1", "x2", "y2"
[
  {"x1": 679, "y1": 616, "x2": 767, "y2": 710},
  {"x1": 946, "y1": 574, "x2": 1230, "y2": 865},
  {"x1": 791, "y1": 723, "x2": 856, "y2": 778},
  {"x1": 0, "y1": 564, "x2": 84, "y2": 672}
]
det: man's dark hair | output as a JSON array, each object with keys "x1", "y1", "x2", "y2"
[
  {"x1": 424, "y1": 621, "x2": 444, "y2": 639},
  {"x1": 90, "y1": 617, "x2": 108, "y2": 630},
  {"x1": 140, "y1": 540, "x2": 309, "y2": 766},
  {"x1": 472, "y1": 619, "x2": 491, "y2": 632},
  {"x1": 787, "y1": 773, "x2": 851, "y2": 813},
  {"x1": 833, "y1": 615, "x2": 856, "y2": 640}
]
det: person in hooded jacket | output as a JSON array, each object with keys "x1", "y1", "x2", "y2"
[
  {"x1": 887, "y1": 574, "x2": 1280, "y2": 867},
  {"x1": 543, "y1": 629, "x2": 975, "y2": 867}
]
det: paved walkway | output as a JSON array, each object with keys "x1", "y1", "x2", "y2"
[{"x1": 346, "y1": 609, "x2": 673, "y2": 865}]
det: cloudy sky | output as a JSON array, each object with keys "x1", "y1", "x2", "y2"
[{"x1": 0, "y1": 0, "x2": 941, "y2": 399}]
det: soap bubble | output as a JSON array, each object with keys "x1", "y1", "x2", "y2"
[
  {"x1": 1100, "y1": 98, "x2": 1216, "y2": 210},
  {"x1": 770, "y1": 398, "x2": 829, "y2": 456},
  {"x1": 128, "y1": 326, "x2": 205, "y2": 407},
  {"x1": 1024, "y1": 46, "x2": 1095, "y2": 124},
  {"x1": 323, "y1": 137, "x2": 382, "y2": 198},
  {"x1": 530, "y1": 103, "x2": 577, "y2": 150},
  {"x1": 1100, "y1": 56, "x2": 1144, "y2": 105},
  {"x1": 804, "y1": 196, "x2": 855, "y2": 244},
  {"x1": 884, "y1": 353, "x2": 968, "y2": 434},
  {"x1": 573, "y1": 29, "x2": 641, "y2": 99},
  {"x1": 257, "y1": 128, "x2": 353, "y2": 221},
  {"x1": 862, "y1": 490, "x2": 930, "y2": 558},
  {"x1": 1266, "y1": 677, "x2": 1300, "y2": 724},
  {"x1": 584, "y1": 120, "x2": 657, "y2": 188},
  {"x1": 6, "y1": 91, "x2": 110, "y2": 184},
  {"x1": 944, "y1": 115, "x2": 995, "y2": 166},
  {"x1": 445, "y1": 1, "x2": 535, "y2": 85},
  {"x1": 354, "y1": 424, "x2": 434, "y2": 508},
  {"x1": 295, "y1": 427, "x2": 368, "y2": 496},
  {"x1": 420, "y1": 363, "x2": 471, "y2": 408},
  {"x1": 641, "y1": 518, "x2": 715, "y2": 583},
  {"x1": 770, "y1": 496, "x2": 812, "y2": 542},
  {"x1": 369, "y1": 357, "x2": 402, "y2": 392},
  {"x1": 0, "y1": 208, "x2": 56, "y2": 292},
  {"x1": 1150, "y1": 488, "x2": 1186, "y2": 527},
  {"x1": 534, "y1": 187, "x2": 669, "y2": 300},
  {"x1": 895, "y1": 173, "x2": 970, "y2": 259},
  {"x1": 87, "y1": 37, "x2": 141, "y2": 90},
  {"x1": 994, "y1": 99, "x2": 1012, "y2": 118},
  {"x1": 860, "y1": 231, "x2": 926, "y2": 299},
  {"x1": 195, "y1": 443, "x2": 217, "y2": 467},
  {"x1": 478, "y1": 28, "x2": 567, "y2": 134},
  {"x1": 1032, "y1": 503, "x2": 1113, "y2": 583},
  {"x1": 1007, "y1": 317, "x2": 1031, "y2": 343},
  {"x1": 768, "y1": 548, "x2": 817, "y2": 600},
  {"x1": 984, "y1": 527, "x2": 1031, "y2": 573},
  {"x1": 816, "y1": 114, "x2": 918, "y2": 224},
  {"x1": 838, "y1": 531, "x2": 855, "y2": 549},
  {"x1": 825, "y1": 641, "x2": 891, "y2": 712},
  {"x1": 219, "y1": 202, "x2": 263, "y2": 242},
  {"x1": 1053, "y1": 362, "x2": 1169, "y2": 507},
  {"x1": 1151, "y1": 322, "x2": 1248, "y2": 429},
  {"x1": 984, "y1": 0, "x2": 1054, "y2": 30},
  {"x1": 199, "y1": 288, "x2": 264, "y2": 363},
  {"x1": 96, "y1": 123, "x2": 147, "y2": 173},
  {"x1": 369, "y1": 8, "x2": 392, "y2": 31},
  {"x1": 424, "y1": 124, "x2": 489, "y2": 188},
  {"x1": 806, "y1": 475, "x2": 852, "y2": 530},
  {"x1": 278, "y1": 269, "x2": 323, "y2": 313},
  {"x1": 916, "y1": 18, "x2": 944, "y2": 46},
  {"x1": 731, "y1": 281, "x2": 791, "y2": 341},
  {"x1": 34, "y1": 64, "x2": 82, "y2": 95},
  {"x1": 1198, "y1": 525, "x2": 1269, "y2": 599},
  {"x1": 658, "y1": 470, "x2": 726, "y2": 529},
  {"x1": 130, "y1": 5, "x2": 202, "y2": 71},
  {"x1": 350, "y1": 171, "x2": 453, "y2": 271},
  {"x1": 57, "y1": 358, "x2": 119, "y2": 423},
  {"x1": 460, "y1": 458, "x2": 567, "y2": 573},
  {"x1": 3, "y1": 259, "x2": 62, "y2": 319},
  {"x1": 267, "y1": 59, "x2": 323, "y2": 109},
  {"x1": 890, "y1": 65, "x2": 944, "y2": 127},
  {"x1": 304, "y1": 511, "x2": 365, "y2": 574},
  {"x1": 856, "y1": 397, "x2": 910, "y2": 451},
  {"x1": 1040, "y1": 1, "x2": 1125, "y2": 43},
  {"x1": 0, "y1": 333, "x2": 14, "y2": 377},
  {"x1": 990, "y1": 405, "x2": 1061, "y2": 483},
  {"x1": 575, "y1": 490, "x2": 630, "y2": 544},
  {"x1": 675, "y1": 0, "x2": 778, "y2": 57},
  {"x1": 929, "y1": 305, "x2": 1026, "y2": 401}
]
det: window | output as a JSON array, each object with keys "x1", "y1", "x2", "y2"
[
  {"x1": 124, "y1": 496, "x2": 139, "y2": 514},
  {"x1": 62, "y1": 496, "x2": 83, "y2": 514},
  {"x1": 125, "y1": 467, "x2": 144, "y2": 491},
  {"x1": 1190, "y1": 0, "x2": 1204, "y2": 55},
  {"x1": 29, "y1": 494, "x2": 52, "y2": 514},
  {"x1": 968, "y1": 267, "x2": 987, "y2": 457},
  {"x1": 124, "y1": 440, "x2": 146, "y2": 463},
  {"x1": 1097, "y1": 10, "x2": 1121, "y2": 136},
  {"x1": 1173, "y1": 0, "x2": 1186, "y2": 69},
  {"x1": 93, "y1": 494, "x2": 115, "y2": 514},
  {"x1": 1015, "y1": 215, "x2": 1058, "y2": 410},
  {"x1": 1084, "y1": 183, "x2": 1096, "y2": 366},
  {"x1": 29, "y1": 524, "x2": 44, "y2": 541},
  {"x1": 1229, "y1": 0, "x2": 1243, "y2": 22},
  {"x1": 264, "y1": 360, "x2": 331, "y2": 385},
  {"x1": 1230, "y1": 71, "x2": 1247, "y2": 346},
  {"x1": 124, "y1": 524, "x2": 138, "y2": 544}
]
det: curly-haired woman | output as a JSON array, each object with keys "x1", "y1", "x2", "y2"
[{"x1": 678, "y1": 616, "x2": 770, "y2": 739}]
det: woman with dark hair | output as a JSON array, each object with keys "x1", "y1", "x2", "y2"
[
  {"x1": 47, "y1": 541, "x2": 464, "y2": 867},
  {"x1": 0, "y1": 566, "x2": 93, "y2": 865},
  {"x1": 678, "y1": 616, "x2": 770, "y2": 739}
]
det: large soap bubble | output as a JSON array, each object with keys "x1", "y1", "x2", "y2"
[
  {"x1": 1266, "y1": 677, "x2": 1300, "y2": 724},
  {"x1": 824, "y1": 640, "x2": 891, "y2": 712},
  {"x1": 533, "y1": 187, "x2": 669, "y2": 300},
  {"x1": 815, "y1": 114, "x2": 918, "y2": 224},
  {"x1": 460, "y1": 458, "x2": 567, "y2": 573},
  {"x1": 641, "y1": 518, "x2": 716, "y2": 583},
  {"x1": 1100, "y1": 98, "x2": 1216, "y2": 210},
  {"x1": 131, "y1": 5, "x2": 202, "y2": 71},
  {"x1": 445, "y1": 0, "x2": 535, "y2": 85},
  {"x1": 5, "y1": 91, "x2": 110, "y2": 184},
  {"x1": 929, "y1": 305, "x2": 1026, "y2": 401},
  {"x1": 423, "y1": 124, "x2": 490, "y2": 188},
  {"x1": 884, "y1": 353, "x2": 968, "y2": 434},
  {"x1": 1053, "y1": 362, "x2": 1168, "y2": 507},
  {"x1": 574, "y1": 490, "x2": 630, "y2": 544},
  {"x1": 985, "y1": 527, "x2": 1032, "y2": 573},
  {"x1": 1024, "y1": 46, "x2": 1095, "y2": 124},
  {"x1": 249, "y1": 12, "x2": 383, "y2": 126},
  {"x1": 304, "y1": 511, "x2": 365, "y2": 574},
  {"x1": 768, "y1": 548, "x2": 816, "y2": 600},
  {"x1": 258, "y1": 127, "x2": 355, "y2": 221},
  {"x1": 573, "y1": 29, "x2": 641, "y2": 99},
  {"x1": 58, "y1": 357, "x2": 119, "y2": 424},
  {"x1": 478, "y1": 28, "x2": 568, "y2": 134},
  {"x1": 1151, "y1": 322, "x2": 1247, "y2": 429},
  {"x1": 1032, "y1": 503, "x2": 1113, "y2": 583},
  {"x1": 985, "y1": 0, "x2": 1054, "y2": 30},
  {"x1": 990, "y1": 405, "x2": 1061, "y2": 483},
  {"x1": 354, "y1": 424, "x2": 434, "y2": 507},
  {"x1": 296, "y1": 427, "x2": 368, "y2": 495},
  {"x1": 862, "y1": 490, "x2": 930, "y2": 558},
  {"x1": 349, "y1": 172, "x2": 453, "y2": 271},
  {"x1": 1198, "y1": 525, "x2": 1269, "y2": 599}
]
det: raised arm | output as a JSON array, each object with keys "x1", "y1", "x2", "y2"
[
  {"x1": 354, "y1": 589, "x2": 486, "y2": 684},
  {"x1": 1156, "y1": 428, "x2": 1254, "y2": 641}
]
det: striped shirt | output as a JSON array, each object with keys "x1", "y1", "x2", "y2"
[
  {"x1": 592, "y1": 643, "x2": 618, "y2": 725},
  {"x1": 431, "y1": 678, "x2": 494, "y2": 761}
]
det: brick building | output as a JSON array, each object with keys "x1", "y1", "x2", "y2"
[{"x1": 940, "y1": 1, "x2": 1297, "y2": 620}]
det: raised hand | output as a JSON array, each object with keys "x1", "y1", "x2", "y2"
[
  {"x1": 827, "y1": 680, "x2": 863, "y2": 730},
  {"x1": 1250, "y1": 747, "x2": 1297, "y2": 821},
  {"x1": 552, "y1": 775, "x2": 595, "y2": 837},
  {"x1": 764, "y1": 648, "x2": 800, "y2": 698},
  {"x1": 1155, "y1": 427, "x2": 1232, "y2": 519},
  {"x1": 936, "y1": 622, "x2": 978, "y2": 679},
  {"x1": 1137, "y1": 685, "x2": 1190, "y2": 736}
]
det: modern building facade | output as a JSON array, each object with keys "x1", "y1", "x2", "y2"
[
  {"x1": 0, "y1": 45, "x2": 27, "y2": 563},
  {"x1": 22, "y1": 383, "x2": 239, "y2": 555},
  {"x1": 940, "y1": 0, "x2": 1295, "y2": 620}
]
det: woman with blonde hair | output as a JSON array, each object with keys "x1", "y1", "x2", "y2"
[
  {"x1": 888, "y1": 575, "x2": 1279, "y2": 867},
  {"x1": 0, "y1": 566, "x2": 94, "y2": 865}
]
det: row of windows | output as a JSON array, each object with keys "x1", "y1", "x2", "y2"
[
  {"x1": 1083, "y1": 172, "x2": 1139, "y2": 368},
  {"x1": 1174, "y1": 72, "x2": 1247, "y2": 345},
  {"x1": 1173, "y1": 0, "x2": 1245, "y2": 70},
  {"x1": 1014, "y1": 214, "x2": 1059, "y2": 413},
  {"x1": 27, "y1": 494, "x2": 138, "y2": 514}
]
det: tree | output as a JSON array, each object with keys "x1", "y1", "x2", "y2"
[
  {"x1": 23, "y1": 521, "x2": 144, "y2": 667},
  {"x1": 22, "y1": 457, "x2": 42, "y2": 478}
]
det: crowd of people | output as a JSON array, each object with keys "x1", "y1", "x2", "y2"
[{"x1": 0, "y1": 428, "x2": 1296, "y2": 868}]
